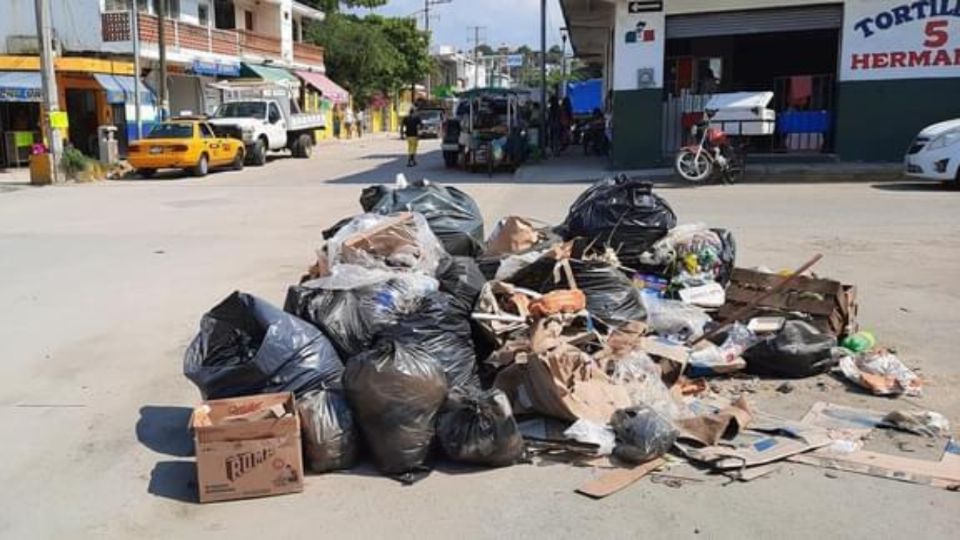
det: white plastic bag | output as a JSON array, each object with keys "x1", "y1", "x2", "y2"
[
  {"x1": 641, "y1": 292, "x2": 711, "y2": 341},
  {"x1": 325, "y1": 212, "x2": 445, "y2": 275},
  {"x1": 563, "y1": 419, "x2": 616, "y2": 455}
]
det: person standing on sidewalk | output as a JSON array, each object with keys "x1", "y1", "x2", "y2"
[
  {"x1": 403, "y1": 108, "x2": 422, "y2": 167},
  {"x1": 343, "y1": 107, "x2": 355, "y2": 139}
]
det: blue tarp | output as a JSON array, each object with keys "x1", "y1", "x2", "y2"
[
  {"x1": 0, "y1": 71, "x2": 42, "y2": 102},
  {"x1": 94, "y1": 74, "x2": 156, "y2": 105},
  {"x1": 566, "y1": 79, "x2": 603, "y2": 116}
]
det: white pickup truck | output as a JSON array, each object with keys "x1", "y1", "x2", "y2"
[{"x1": 208, "y1": 98, "x2": 325, "y2": 165}]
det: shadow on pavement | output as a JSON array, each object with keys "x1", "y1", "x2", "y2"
[
  {"x1": 870, "y1": 181, "x2": 956, "y2": 192},
  {"x1": 148, "y1": 461, "x2": 198, "y2": 503},
  {"x1": 136, "y1": 405, "x2": 195, "y2": 457}
]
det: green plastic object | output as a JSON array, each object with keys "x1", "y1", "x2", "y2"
[{"x1": 841, "y1": 331, "x2": 876, "y2": 353}]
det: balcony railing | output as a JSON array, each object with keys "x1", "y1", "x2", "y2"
[
  {"x1": 294, "y1": 42, "x2": 324, "y2": 67},
  {"x1": 102, "y1": 11, "x2": 287, "y2": 64}
]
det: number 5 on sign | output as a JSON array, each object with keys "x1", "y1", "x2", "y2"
[{"x1": 924, "y1": 20, "x2": 949, "y2": 48}]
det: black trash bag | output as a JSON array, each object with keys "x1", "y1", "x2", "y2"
[
  {"x1": 562, "y1": 176, "x2": 677, "y2": 269},
  {"x1": 611, "y1": 404, "x2": 679, "y2": 464},
  {"x1": 284, "y1": 273, "x2": 435, "y2": 359},
  {"x1": 511, "y1": 258, "x2": 645, "y2": 327},
  {"x1": 297, "y1": 388, "x2": 358, "y2": 473},
  {"x1": 342, "y1": 338, "x2": 448, "y2": 475},
  {"x1": 436, "y1": 388, "x2": 525, "y2": 467},
  {"x1": 744, "y1": 320, "x2": 838, "y2": 379},
  {"x1": 360, "y1": 180, "x2": 485, "y2": 257},
  {"x1": 389, "y1": 292, "x2": 480, "y2": 390},
  {"x1": 435, "y1": 255, "x2": 486, "y2": 315},
  {"x1": 184, "y1": 292, "x2": 343, "y2": 400}
]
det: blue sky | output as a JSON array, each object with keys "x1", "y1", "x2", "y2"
[{"x1": 352, "y1": 0, "x2": 566, "y2": 51}]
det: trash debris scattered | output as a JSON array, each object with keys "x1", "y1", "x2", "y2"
[
  {"x1": 837, "y1": 350, "x2": 922, "y2": 396},
  {"x1": 172, "y1": 175, "x2": 951, "y2": 503}
]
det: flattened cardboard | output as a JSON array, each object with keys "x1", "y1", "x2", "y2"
[
  {"x1": 789, "y1": 439, "x2": 960, "y2": 489},
  {"x1": 791, "y1": 402, "x2": 960, "y2": 489},
  {"x1": 575, "y1": 458, "x2": 666, "y2": 499},
  {"x1": 677, "y1": 396, "x2": 752, "y2": 447},
  {"x1": 192, "y1": 392, "x2": 304, "y2": 504}
]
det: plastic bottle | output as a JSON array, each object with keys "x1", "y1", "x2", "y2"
[{"x1": 841, "y1": 331, "x2": 876, "y2": 353}]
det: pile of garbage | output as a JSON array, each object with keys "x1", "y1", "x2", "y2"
[{"x1": 180, "y1": 174, "x2": 956, "y2": 502}]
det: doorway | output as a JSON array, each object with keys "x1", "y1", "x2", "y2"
[{"x1": 66, "y1": 89, "x2": 98, "y2": 156}]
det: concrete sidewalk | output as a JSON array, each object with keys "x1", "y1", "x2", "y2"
[{"x1": 516, "y1": 153, "x2": 905, "y2": 184}]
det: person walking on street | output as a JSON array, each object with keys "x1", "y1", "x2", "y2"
[
  {"x1": 403, "y1": 108, "x2": 422, "y2": 167},
  {"x1": 356, "y1": 109, "x2": 365, "y2": 138},
  {"x1": 344, "y1": 107, "x2": 355, "y2": 139}
]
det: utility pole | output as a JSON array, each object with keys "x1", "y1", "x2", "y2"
[
  {"x1": 130, "y1": 0, "x2": 142, "y2": 139},
  {"x1": 561, "y1": 31, "x2": 568, "y2": 99},
  {"x1": 539, "y1": 0, "x2": 547, "y2": 155},
  {"x1": 157, "y1": 0, "x2": 169, "y2": 119},
  {"x1": 423, "y1": 0, "x2": 452, "y2": 98},
  {"x1": 34, "y1": 0, "x2": 62, "y2": 183},
  {"x1": 467, "y1": 25, "x2": 484, "y2": 89}
]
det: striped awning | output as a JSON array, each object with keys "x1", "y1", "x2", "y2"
[{"x1": 295, "y1": 70, "x2": 350, "y2": 104}]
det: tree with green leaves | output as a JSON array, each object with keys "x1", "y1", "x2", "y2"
[{"x1": 305, "y1": 11, "x2": 433, "y2": 106}]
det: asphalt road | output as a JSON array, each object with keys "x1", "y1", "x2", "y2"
[{"x1": 1, "y1": 136, "x2": 958, "y2": 539}]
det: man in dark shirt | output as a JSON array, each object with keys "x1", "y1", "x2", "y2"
[{"x1": 403, "y1": 108, "x2": 422, "y2": 167}]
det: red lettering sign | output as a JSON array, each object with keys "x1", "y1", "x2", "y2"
[
  {"x1": 890, "y1": 51, "x2": 908, "y2": 67},
  {"x1": 924, "y1": 20, "x2": 949, "y2": 48},
  {"x1": 851, "y1": 53, "x2": 871, "y2": 69}
]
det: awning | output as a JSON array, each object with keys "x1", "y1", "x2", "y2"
[
  {"x1": 0, "y1": 71, "x2": 42, "y2": 102},
  {"x1": 295, "y1": 70, "x2": 350, "y2": 104},
  {"x1": 241, "y1": 63, "x2": 300, "y2": 84},
  {"x1": 93, "y1": 73, "x2": 155, "y2": 105},
  {"x1": 190, "y1": 59, "x2": 241, "y2": 78}
]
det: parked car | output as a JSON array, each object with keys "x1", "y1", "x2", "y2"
[
  {"x1": 208, "y1": 95, "x2": 325, "y2": 165},
  {"x1": 128, "y1": 119, "x2": 245, "y2": 178},
  {"x1": 417, "y1": 108, "x2": 445, "y2": 139},
  {"x1": 904, "y1": 118, "x2": 960, "y2": 186}
]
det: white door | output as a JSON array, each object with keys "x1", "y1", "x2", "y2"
[{"x1": 267, "y1": 102, "x2": 287, "y2": 149}]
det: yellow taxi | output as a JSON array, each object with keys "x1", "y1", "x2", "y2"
[{"x1": 128, "y1": 118, "x2": 245, "y2": 178}]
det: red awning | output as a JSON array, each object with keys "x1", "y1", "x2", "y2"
[{"x1": 295, "y1": 70, "x2": 350, "y2": 105}]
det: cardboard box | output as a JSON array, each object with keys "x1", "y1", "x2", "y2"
[{"x1": 191, "y1": 392, "x2": 304, "y2": 504}]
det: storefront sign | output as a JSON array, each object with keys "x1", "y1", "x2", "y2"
[
  {"x1": 841, "y1": 0, "x2": 960, "y2": 80},
  {"x1": 191, "y1": 60, "x2": 241, "y2": 78},
  {"x1": 0, "y1": 87, "x2": 41, "y2": 102},
  {"x1": 49, "y1": 111, "x2": 69, "y2": 130},
  {"x1": 613, "y1": 1, "x2": 665, "y2": 90}
]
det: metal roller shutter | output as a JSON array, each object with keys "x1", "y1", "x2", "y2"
[{"x1": 666, "y1": 5, "x2": 843, "y2": 39}]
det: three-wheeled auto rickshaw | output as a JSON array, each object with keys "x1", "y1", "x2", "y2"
[{"x1": 442, "y1": 88, "x2": 531, "y2": 176}]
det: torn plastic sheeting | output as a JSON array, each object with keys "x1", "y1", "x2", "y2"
[
  {"x1": 360, "y1": 179, "x2": 485, "y2": 257},
  {"x1": 687, "y1": 324, "x2": 758, "y2": 377},
  {"x1": 325, "y1": 212, "x2": 445, "y2": 275},
  {"x1": 641, "y1": 293, "x2": 710, "y2": 342},
  {"x1": 837, "y1": 350, "x2": 922, "y2": 396},
  {"x1": 436, "y1": 388, "x2": 525, "y2": 467},
  {"x1": 297, "y1": 388, "x2": 358, "y2": 473},
  {"x1": 564, "y1": 419, "x2": 616, "y2": 456},
  {"x1": 183, "y1": 291, "x2": 344, "y2": 400}
]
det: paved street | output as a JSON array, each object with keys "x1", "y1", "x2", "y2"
[{"x1": 1, "y1": 135, "x2": 959, "y2": 539}]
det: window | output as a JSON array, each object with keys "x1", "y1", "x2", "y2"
[
  {"x1": 292, "y1": 19, "x2": 301, "y2": 43},
  {"x1": 214, "y1": 0, "x2": 236, "y2": 29},
  {"x1": 200, "y1": 123, "x2": 215, "y2": 139},
  {"x1": 268, "y1": 103, "x2": 282, "y2": 124},
  {"x1": 149, "y1": 0, "x2": 180, "y2": 18},
  {"x1": 198, "y1": 2, "x2": 210, "y2": 26},
  {"x1": 145, "y1": 123, "x2": 193, "y2": 139},
  {"x1": 103, "y1": 0, "x2": 128, "y2": 11},
  {"x1": 244, "y1": 10, "x2": 254, "y2": 31},
  {"x1": 214, "y1": 102, "x2": 266, "y2": 119}
]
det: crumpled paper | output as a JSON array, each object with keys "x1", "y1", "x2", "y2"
[{"x1": 837, "y1": 351, "x2": 922, "y2": 396}]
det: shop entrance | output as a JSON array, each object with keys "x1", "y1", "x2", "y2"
[
  {"x1": 0, "y1": 102, "x2": 40, "y2": 167},
  {"x1": 66, "y1": 89, "x2": 99, "y2": 156},
  {"x1": 662, "y1": 6, "x2": 842, "y2": 157}
]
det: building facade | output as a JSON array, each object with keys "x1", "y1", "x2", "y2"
[
  {"x1": 0, "y1": 0, "x2": 344, "y2": 165},
  {"x1": 562, "y1": 0, "x2": 960, "y2": 167}
]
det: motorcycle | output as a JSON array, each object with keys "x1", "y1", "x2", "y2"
[{"x1": 675, "y1": 109, "x2": 746, "y2": 184}]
